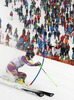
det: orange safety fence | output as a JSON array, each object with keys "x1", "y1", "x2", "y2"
[{"x1": 36, "y1": 53, "x2": 74, "y2": 66}]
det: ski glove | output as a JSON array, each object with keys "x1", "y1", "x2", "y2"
[{"x1": 35, "y1": 62, "x2": 41, "y2": 66}]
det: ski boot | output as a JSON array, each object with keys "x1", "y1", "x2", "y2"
[{"x1": 18, "y1": 78, "x2": 27, "y2": 85}]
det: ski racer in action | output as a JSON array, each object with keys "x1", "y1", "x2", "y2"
[{"x1": 6, "y1": 50, "x2": 41, "y2": 85}]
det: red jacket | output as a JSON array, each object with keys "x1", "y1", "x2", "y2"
[
  {"x1": 64, "y1": 1, "x2": 66, "y2": 5},
  {"x1": 61, "y1": 9, "x2": 63, "y2": 13},
  {"x1": 6, "y1": 35, "x2": 10, "y2": 40},
  {"x1": 61, "y1": 35, "x2": 64, "y2": 41},
  {"x1": 37, "y1": 14, "x2": 40, "y2": 19},
  {"x1": 34, "y1": 17, "x2": 37, "y2": 22},
  {"x1": 10, "y1": 12, "x2": 13, "y2": 16},
  {"x1": 64, "y1": 21, "x2": 66, "y2": 26},
  {"x1": 23, "y1": 35, "x2": 27, "y2": 42}
]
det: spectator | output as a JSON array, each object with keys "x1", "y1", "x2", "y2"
[
  {"x1": 6, "y1": 34, "x2": 11, "y2": 46},
  {"x1": 10, "y1": 11, "x2": 13, "y2": 20},
  {"x1": 72, "y1": 52, "x2": 74, "y2": 60},
  {"x1": 54, "y1": 52, "x2": 59, "y2": 60},
  {"x1": 0, "y1": 18, "x2": 2, "y2": 28},
  {"x1": 35, "y1": 32, "x2": 38, "y2": 44},
  {"x1": 5, "y1": 0, "x2": 8, "y2": 7},
  {"x1": 5, "y1": 23, "x2": 12, "y2": 34}
]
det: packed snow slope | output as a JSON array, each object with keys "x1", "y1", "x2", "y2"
[{"x1": 0, "y1": 44, "x2": 74, "y2": 100}]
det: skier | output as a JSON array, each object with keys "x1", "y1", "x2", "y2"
[{"x1": 6, "y1": 50, "x2": 41, "y2": 85}]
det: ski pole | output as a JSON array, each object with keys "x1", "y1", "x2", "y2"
[{"x1": 39, "y1": 65, "x2": 58, "y2": 87}]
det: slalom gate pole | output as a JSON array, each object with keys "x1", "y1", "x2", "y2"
[
  {"x1": 39, "y1": 65, "x2": 58, "y2": 87},
  {"x1": 29, "y1": 29, "x2": 45, "y2": 86}
]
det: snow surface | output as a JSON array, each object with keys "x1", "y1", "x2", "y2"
[{"x1": 0, "y1": 0, "x2": 74, "y2": 100}]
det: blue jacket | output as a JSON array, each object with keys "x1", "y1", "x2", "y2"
[
  {"x1": 56, "y1": 27, "x2": 58, "y2": 33},
  {"x1": 18, "y1": 9, "x2": 21, "y2": 13},
  {"x1": 68, "y1": 27, "x2": 72, "y2": 33},
  {"x1": 56, "y1": 18, "x2": 59, "y2": 23},
  {"x1": 66, "y1": 4, "x2": 69, "y2": 8},
  {"x1": 18, "y1": 38, "x2": 24, "y2": 44},
  {"x1": 50, "y1": 26, "x2": 54, "y2": 31},
  {"x1": 50, "y1": 53, "x2": 53, "y2": 57},
  {"x1": 51, "y1": 13, "x2": 54, "y2": 18},
  {"x1": 0, "y1": 19, "x2": 2, "y2": 23},
  {"x1": 72, "y1": 53, "x2": 74, "y2": 59},
  {"x1": 25, "y1": 2, "x2": 28, "y2": 6},
  {"x1": 38, "y1": 39, "x2": 43, "y2": 49}
]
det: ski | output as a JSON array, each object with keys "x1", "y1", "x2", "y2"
[
  {"x1": 39, "y1": 90, "x2": 54, "y2": 97},
  {"x1": 22, "y1": 88, "x2": 44, "y2": 97},
  {"x1": 22, "y1": 88, "x2": 54, "y2": 97},
  {"x1": 0, "y1": 75, "x2": 54, "y2": 97}
]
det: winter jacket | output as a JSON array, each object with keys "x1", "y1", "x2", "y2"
[
  {"x1": 10, "y1": 11, "x2": 13, "y2": 16},
  {"x1": 72, "y1": 53, "x2": 74, "y2": 59},
  {"x1": 64, "y1": 38, "x2": 68, "y2": 44},
  {"x1": 37, "y1": 14, "x2": 40, "y2": 19},
  {"x1": 0, "y1": 19, "x2": 2, "y2": 23}
]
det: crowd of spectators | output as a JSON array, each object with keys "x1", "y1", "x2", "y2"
[{"x1": 0, "y1": 0, "x2": 74, "y2": 65}]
